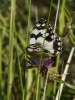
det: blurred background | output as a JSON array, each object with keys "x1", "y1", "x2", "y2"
[{"x1": 0, "y1": 0, "x2": 75, "y2": 100}]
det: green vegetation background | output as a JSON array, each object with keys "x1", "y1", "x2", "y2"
[{"x1": 0, "y1": 0, "x2": 75, "y2": 100}]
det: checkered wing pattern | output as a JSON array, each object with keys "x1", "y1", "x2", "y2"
[{"x1": 26, "y1": 18, "x2": 63, "y2": 57}]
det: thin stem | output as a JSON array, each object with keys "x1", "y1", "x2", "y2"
[
  {"x1": 36, "y1": 74, "x2": 40, "y2": 100},
  {"x1": 25, "y1": 0, "x2": 31, "y2": 100},
  {"x1": 7, "y1": 0, "x2": 15, "y2": 99},
  {"x1": 53, "y1": 0, "x2": 60, "y2": 32},
  {"x1": 55, "y1": 47, "x2": 75, "y2": 100},
  {"x1": 53, "y1": 0, "x2": 61, "y2": 100},
  {"x1": 42, "y1": 70, "x2": 49, "y2": 100},
  {"x1": 36, "y1": 1, "x2": 53, "y2": 99},
  {"x1": 26, "y1": 0, "x2": 31, "y2": 45},
  {"x1": 0, "y1": 27, "x2": 2, "y2": 99}
]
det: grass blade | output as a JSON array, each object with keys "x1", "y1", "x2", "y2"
[{"x1": 7, "y1": 0, "x2": 16, "y2": 99}]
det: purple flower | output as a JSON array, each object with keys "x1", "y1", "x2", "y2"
[
  {"x1": 26, "y1": 56, "x2": 54, "y2": 78},
  {"x1": 43, "y1": 59, "x2": 53, "y2": 68},
  {"x1": 26, "y1": 57, "x2": 53, "y2": 69}
]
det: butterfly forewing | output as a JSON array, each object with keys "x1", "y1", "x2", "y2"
[{"x1": 26, "y1": 18, "x2": 63, "y2": 57}]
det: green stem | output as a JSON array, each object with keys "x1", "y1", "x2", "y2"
[
  {"x1": 36, "y1": 0, "x2": 53, "y2": 99},
  {"x1": 0, "y1": 27, "x2": 2, "y2": 99},
  {"x1": 7, "y1": 0, "x2": 15, "y2": 99}
]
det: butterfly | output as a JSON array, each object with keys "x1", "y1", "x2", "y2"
[
  {"x1": 25, "y1": 18, "x2": 63, "y2": 79},
  {"x1": 26, "y1": 18, "x2": 63, "y2": 58}
]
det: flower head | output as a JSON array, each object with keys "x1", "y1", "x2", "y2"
[
  {"x1": 26, "y1": 56, "x2": 54, "y2": 78},
  {"x1": 26, "y1": 57, "x2": 53, "y2": 69}
]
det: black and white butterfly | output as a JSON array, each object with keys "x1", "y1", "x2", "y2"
[
  {"x1": 26, "y1": 18, "x2": 63, "y2": 58},
  {"x1": 25, "y1": 18, "x2": 63, "y2": 79}
]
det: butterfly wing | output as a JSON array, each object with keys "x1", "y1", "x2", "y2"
[
  {"x1": 26, "y1": 43, "x2": 54, "y2": 57},
  {"x1": 26, "y1": 18, "x2": 63, "y2": 57}
]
